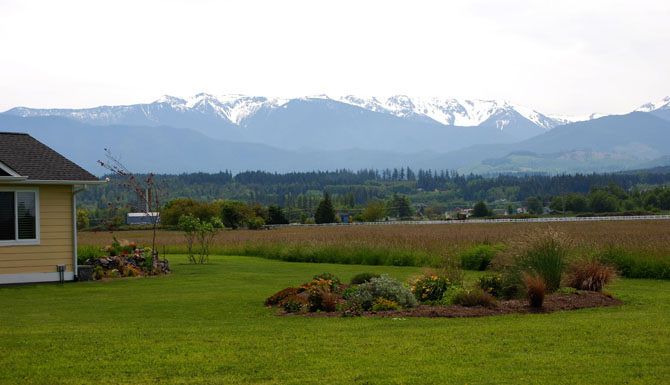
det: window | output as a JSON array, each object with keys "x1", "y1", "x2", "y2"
[{"x1": 0, "y1": 189, "x2": 39, "y2": 245}]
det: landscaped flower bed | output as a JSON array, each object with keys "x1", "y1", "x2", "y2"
[
  {"x1": 266, "y1": 230, "x2": 623, "y2": 318},
  {"x1": 83, "y1": 238, "x2": 170, "y2": 280},
  {"x1": 273, "y1": 289, "x2": 621, "y2": 318}
]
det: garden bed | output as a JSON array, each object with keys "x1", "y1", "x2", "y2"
[{"x1": 276, "y1": 291, "x2": 622, "y2": 318}]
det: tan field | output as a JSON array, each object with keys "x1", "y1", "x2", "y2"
[{"x1": 79, "y1": 220, "x2": 670, "y2": 260}]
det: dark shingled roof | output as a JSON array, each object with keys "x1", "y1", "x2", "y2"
[{"x1": 0, "y1": 132, "x2": 99, "y2": 182}]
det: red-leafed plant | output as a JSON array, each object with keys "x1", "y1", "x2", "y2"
[
  {"x1": 524, "y1": 274, "x2": 546, "y2": 308},
  {"x1": 566, "y1": 259, "x2": 616, "y2": 292}
]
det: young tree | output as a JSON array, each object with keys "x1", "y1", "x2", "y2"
[
  {"x1": 76, "y1": 209, "x2": 89, "y2": 229},
  {"x1": 361, "y1": 202, "x2": 385, "y2": 222},
  {"x1": 98, "y1": 149, "x2": 167, "y2": 267},
  {"x1": 315, "y1": 192, "x2": 337, "y2": 224},
  {"x1": 178, "y1": 214, "x2": 223, "y2": 264}
]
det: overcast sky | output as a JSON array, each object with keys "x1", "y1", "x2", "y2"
[{"x1": 1, "y1": 0, "x2": 669, "y2": 115}]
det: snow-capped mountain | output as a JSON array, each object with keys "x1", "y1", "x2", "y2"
[
  {"x1": 153, "y1": 93, "x2": 289, "y2": 124},
  {"x1": 636, "y1": 96, "x2": 670, "y2": 112},
  {"x1": 636, "y1": 96, "x2": 670, "y2": 123},
  {"x1": 338, "y1": 95, "x2": 575, "y2": 129},
  {"x1": 5, "y1": 93, "x2": 668, "y2": 155},
  {"x1": 6, "y1": 93, "x2": 288, "y2": 126},
  {"x1": 5, "y1": 93, "x2": 583, "y2": 130}
]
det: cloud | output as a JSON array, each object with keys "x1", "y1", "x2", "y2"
[{"x1": 0, "y1": 0, "x2": 668, "y2": 115}]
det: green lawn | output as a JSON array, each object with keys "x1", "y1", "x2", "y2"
[{"x1": 1, "y1": 255, "x2": 669, "y2": 384}]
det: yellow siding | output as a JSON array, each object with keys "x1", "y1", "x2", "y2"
[{"x1": 0, "y1": 185, "x2": 74, "y2": 274}]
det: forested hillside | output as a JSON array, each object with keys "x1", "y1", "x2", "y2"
[{"x1": 77, "y1": 167, "x2": 670, "y2": 225}]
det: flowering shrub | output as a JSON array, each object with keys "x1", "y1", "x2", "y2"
[
  {"x1": 411, "y1": 274, "x2": 456, "y2": 302},
  {"x1": 477, "y1": 273, "x2": 505, "y2": 298},
  {"x1": 124, "y1": 266, "x2": 140, "y2": 277},
  {"x1": 370, "y1": 298, "x2": 401, "y2": 311},
  {"x1": 300, "y1": 279, "x2": 333, "y2": 312},
  {"x1": 313, "y1": 273, "x2": 341, "y2": 286}
]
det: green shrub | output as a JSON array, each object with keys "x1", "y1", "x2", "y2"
[
  {"x1": 348, "y1": 275, "x2": 418, "y2": 310},
  {"x1": 598, "y1": 247, "x2": 670, "y2": 280},
  {"x1": 341, "y1": 285, "x2": 360, "y2": 300},
  {"x1": 477, "y1": 273, "x2": 505, "y2": 298},
  {"x1": 246, "y1": 216, "x2": 266, "y2": 230},
  {"x1": 370, "y1": 298, "x2": 401, "y2": 311},
  {"x1": 515, "y1": 229, "x2": 570, "y2": 292},
  {"x1": 555, "y1": 287, "x2": 580, "y2": 295},
  {"x1": 452, "y1": 287, "x2": 497, "y2": 307},
  {"x1": 438, "y1": 286, "x2": 466, "y2": 305},
  {"x1": 337, "y1": 302, "x2": 362, "y2": 317},
  {"x1": 460, "y1": 244, "x2": 502, "y2": 270},
  {"x1": 107, "y1": 269, "x2": 120, "y2": 279},
  {"x1": 77, "y1": 245, "x2": 103, "y2": 265},
  {"x1": 92, "y1": 265, "x2": 104, "y2": 280},
  {"x1": 350, "y1": 272, "x2": 381, "y2": 284}
]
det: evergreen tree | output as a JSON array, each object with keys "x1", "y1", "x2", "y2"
[
  {"x1": 387, "y1": 194, "x2": 412, "y2": 218},
  {"x1": 314, "y1": 192, "x2": 337, "y2": 224},
  {"x1": 267, "y1": 204, "x2": 289, "y2": 224},
  {"x1": 472, "y1": 200, "x2": 490, "y2": 217}
]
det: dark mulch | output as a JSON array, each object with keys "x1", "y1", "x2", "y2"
[{"x1": 276, "y1": 291, "x2": 623, "y2": 318}]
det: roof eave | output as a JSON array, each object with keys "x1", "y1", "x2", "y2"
[
  {"x1": 0, "y1": 179, "x2": 107, "y2": 185},
  {"x1": 0, "y1": 176, "x2": 29, "y2": 182}
]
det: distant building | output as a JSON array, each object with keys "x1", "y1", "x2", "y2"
[
  {"x1": 337, "y1": 212, "x2": 350, "y2": 224},
  {"x1": 126, "y1": 212, "x2": 160, "y2": 225}
]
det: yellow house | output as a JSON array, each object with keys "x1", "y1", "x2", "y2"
[{"x1": 0, "y1": 132, "x2": 104, "y2": 284}]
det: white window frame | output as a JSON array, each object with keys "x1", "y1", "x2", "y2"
[{"x1": 0, "y1": 187, "x2": 40, "y2": 246}]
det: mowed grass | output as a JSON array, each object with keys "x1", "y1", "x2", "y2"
[{"x1": 1, "y1": 255, "x2": 670, "y2": 384}]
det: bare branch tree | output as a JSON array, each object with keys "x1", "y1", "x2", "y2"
[{"x1": 98, "y1": 149, "x2": 168, "y2": 270}]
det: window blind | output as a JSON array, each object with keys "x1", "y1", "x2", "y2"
[{"x1": 0, "y1": 191, "x2": 15, "y2": 241}]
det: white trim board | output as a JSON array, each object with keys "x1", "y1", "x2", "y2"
[
  {"x1": 0, "y1": 161, "x2": 21, "y2": 177},
  {"x1": 0, "y1": 271, "x2": 75, "y2": 285}
]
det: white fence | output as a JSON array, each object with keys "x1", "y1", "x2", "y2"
[{"x1": 268, "y1": 215, "x2": 670, "y2": 228}]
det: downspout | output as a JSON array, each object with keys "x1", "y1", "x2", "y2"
[{"x1": 72, "y1": 185, "x2": 87, "y2": 280}]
